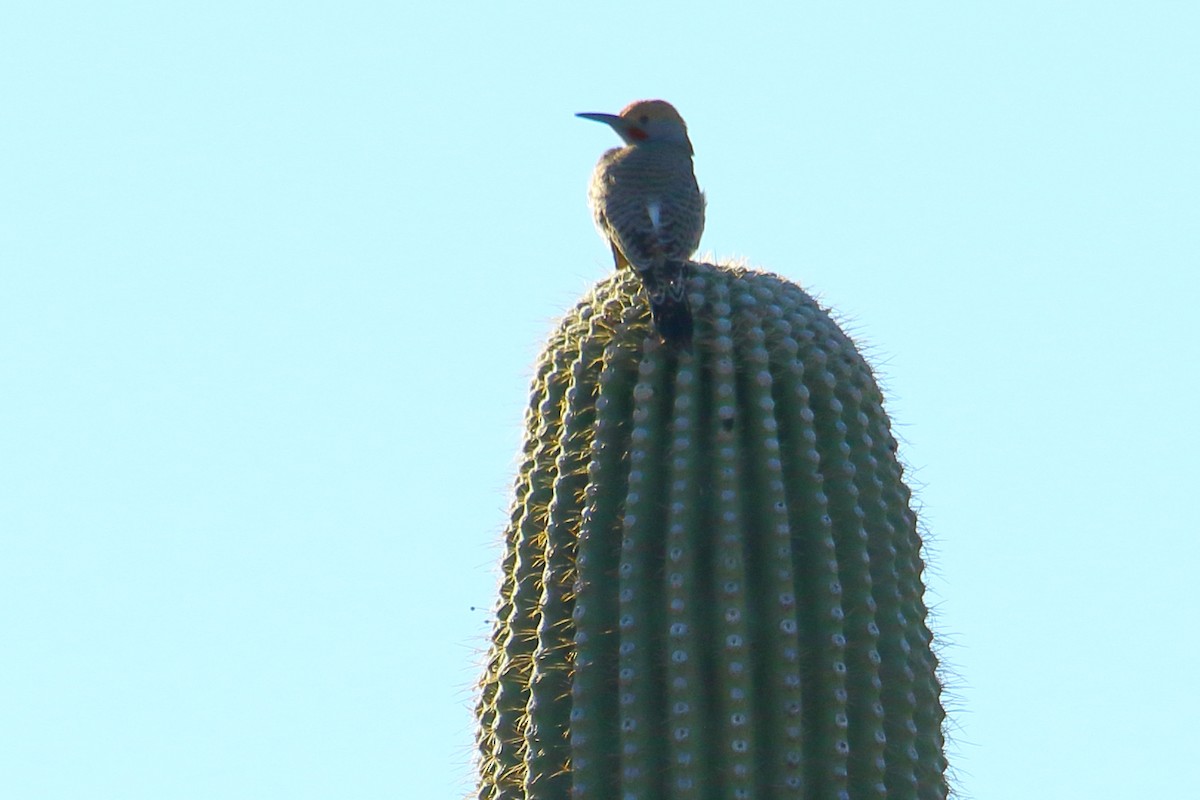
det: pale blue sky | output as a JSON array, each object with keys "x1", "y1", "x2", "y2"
[{"x1": 3, "y1": 2, "x2": 1197, "y2": 797}]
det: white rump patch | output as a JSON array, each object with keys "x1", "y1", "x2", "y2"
[{"x1": 646, "y1": 200, "x2": 662, "y2": 232}]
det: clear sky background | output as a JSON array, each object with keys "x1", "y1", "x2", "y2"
[{"x1": 3, "y1": 2, "x2": 1197, "y2": 798}]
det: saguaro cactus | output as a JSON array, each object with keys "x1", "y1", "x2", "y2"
[{"x1": 476, "y1": 262, "x2": 948, "y2": 799}]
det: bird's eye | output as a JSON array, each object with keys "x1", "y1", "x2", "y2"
[{"x1": 639, "y1": 115, "x2": 650, "y2": 124}]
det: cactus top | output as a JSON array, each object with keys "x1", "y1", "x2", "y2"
[{"x1": 476, "y1": 261, "x2": 948, "y2": 800}]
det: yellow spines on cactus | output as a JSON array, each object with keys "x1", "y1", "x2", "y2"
[{"x1": 476, "y1": 262, "x2": 948, "y2": 799}]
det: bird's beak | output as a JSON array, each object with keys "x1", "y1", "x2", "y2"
[
  {"x1": 576, "y1": 112, "x2": 625, "y2": 128},
  {"x1": 577, "y1": 112, "x2": 646, "y2": 145}
]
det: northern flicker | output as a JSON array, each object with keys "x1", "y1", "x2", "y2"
[{"x1": 577, "y1": 99, "x2": 705, "y2": 347}]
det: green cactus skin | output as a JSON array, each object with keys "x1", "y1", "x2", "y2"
[{"x1": 476, "y1": 262, "x2": 948, "y2": 799}]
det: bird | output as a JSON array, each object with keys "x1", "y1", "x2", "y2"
[{"x1": 576, "y1": 100, "x2": 706, "y2": 348}]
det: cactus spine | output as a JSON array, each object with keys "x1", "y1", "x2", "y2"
[{"x1": 476, "y1": 262, "x2": 948, "y2": 799}]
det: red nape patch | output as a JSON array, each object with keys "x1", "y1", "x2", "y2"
[{"x1": 629, "y1": 128, "x2": 648, "y2": 140}]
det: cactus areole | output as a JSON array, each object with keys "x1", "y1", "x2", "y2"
[{"x1": 476, "y1": 262, "x2": 948, "y2": 799}]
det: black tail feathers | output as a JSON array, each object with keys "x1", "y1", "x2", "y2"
[{"x1": 638, "y1": 261, "x2": 693, "y2": 349}]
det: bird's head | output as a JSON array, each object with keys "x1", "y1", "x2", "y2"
[{"x1": 577, "y1": 99, "x2": 694, "y2": 154}]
